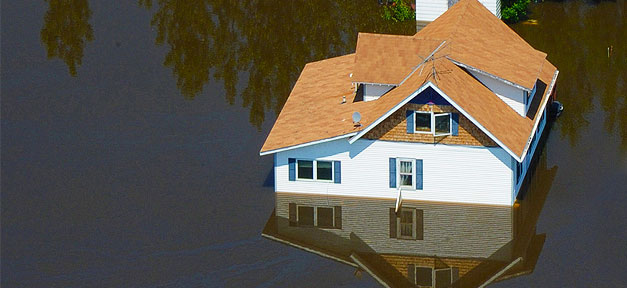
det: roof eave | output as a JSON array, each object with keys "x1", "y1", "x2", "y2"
[
  {"x1": 259, "y1": 132, "x2": 358, "y2": 156},
  {"x1": 448, "y1": 57, "x2": 534, "y2": 92}
]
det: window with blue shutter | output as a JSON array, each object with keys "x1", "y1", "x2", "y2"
[
  {"x1": 451, "y1": 113, "x2": 459, "y2": 136},
  {"x1": 406, "y1": 110, "x2": 415, "y2": 133},
  {"x1": 389, "y1": 158, "x2": 397, "y2": 188},
  {"x1": 288, "y1": 158, "x2": 296, "y2": 181},
  {"x1": 333, "y1": 161, "x2": 341, "y2": 184},
  {"x1": 416, "y1": 159, "x2": 423, "y2": 190}
]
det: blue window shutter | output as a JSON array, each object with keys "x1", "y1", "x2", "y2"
[
  {"x1": 288, "y1": 158, "x2": 295, "y2": 181},
  {"x1": 334, "y1": 161, "x2": 341, "y2": 184},
  {"x1": 389, "y1": 158, "x2": 396, "y2": 188},
  {"x1": 416, "y1": 159, "x2": 423, "y2": 190},
  {"x1": 406, "y1": 110, "x2": 414, "y2": 133},
  {"x1": 452, "y1": 113, "x2": 459, "y2": 136}
]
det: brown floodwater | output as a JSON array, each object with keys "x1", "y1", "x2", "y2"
[{"x1": 1, "y1": 0, "x2": 625, "y2": 287}]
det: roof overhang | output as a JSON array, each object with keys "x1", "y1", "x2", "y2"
[
  {"x1": 348, "y1": 81, "x2": 524, "y2": 162},
  {"x1": 518, "y1": 69, "x2": 559, "y2": 163},
  {"x1": 259, "y1": 132, "x2": 358, "y2": 156},
  {"x1": 447, "y1": 57, "x2": 533, "y2": 92}
]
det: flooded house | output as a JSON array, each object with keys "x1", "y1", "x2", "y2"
[
  {"x1": 259, "y1": 0, "x2": 558, "y2": 207},
  {"x1": 262, "y1": 153, "x2": 557, "y2": 287}
]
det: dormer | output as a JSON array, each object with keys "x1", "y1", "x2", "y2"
[
  {"x1": 354, "y1": 83, "x2": 396, "y2": 102},
  {"x1": 465, "y1": 69, "x2": 538, "y2": 117}
]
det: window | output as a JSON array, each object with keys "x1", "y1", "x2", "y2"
[
  {"x1": 413, "y1": 267, "x2": 457, "y2": 288},
  {"x1": 297, "y1": 160, "x2": 333, "y2": 181},
  {"x1": 415, "y1": 267, "x2": 433, "y2": 287},
  {"x1": 413, "y1": 111, "x2": 452, "y2": 136},
  {"x1": 399, "y1": 209, "x2": 415, "y2": 238},
  {"x1": 317, "y1": 161, "x2": 332, "y2": 180},
  {"x1": 399, "y1": 160, "x2": 414, "y2": 188},
  {"x1": 297, "y1": 206, "x2": 314, "y2": 226},
  {"x1": 297, "y1": 160, "x2": 313, "y2": 179},
  {"x1": 434, "y1": 113, "x2": 451, "y2": 136},
  {"x1": 415, "y1": 111, "x2": 432, "y2": 133},
  {"x1": 316, "y1": 207, "x2": 334, "y2": 228},
  {"x1": 294, "y1": 205, "x2": 339, "y2": 228}
]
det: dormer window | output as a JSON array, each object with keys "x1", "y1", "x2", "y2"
[{"x1": 413, "y1": 111, "x2": 452, "y2": 136}]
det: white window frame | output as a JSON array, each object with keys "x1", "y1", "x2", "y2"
[
  {"x1": 413, "y1": 111, "x2": 452, "y2": 136},
  {"x1": 397, "y1": 207, "x2": 416, "y2": 239},
  {"x1": 433, "y1": 112, "x2": 452, "y2": 136},
  {"x1": 414, "y1": 267, "x2": 454, "y2": 288},
  {"x1": 397, "y1": 158, "x2": 415, "y2": 189},
  {"x1": 296, "y1": 205, "x2": 335, "y2": 228},
  {"x1": 414, "y1": 111, "x2": 433, "y2": 134},
  {"x1": 296, "y1": 159, "x2": 334, "y2": 182}
]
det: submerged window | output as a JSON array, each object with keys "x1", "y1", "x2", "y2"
[
  {"x1": 293, "y1": 205, "x2": 340, "y2": 228},
  {"x1": 415, "y1": 111, "x2": 432, "y2": 133},
  {"x1": 399, "y1": 209, "x2": 415, "y2": 238}
]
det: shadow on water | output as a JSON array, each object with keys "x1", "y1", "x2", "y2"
[
  {"x1": 137, "y1": 0, "x2": 416, "y2": 128},
  {"x1": 40, "y1": 0, "x2": 94, "y2": 77},
  {"x1": 512, "y1": 0, "x2": 626, "y2": 151}
]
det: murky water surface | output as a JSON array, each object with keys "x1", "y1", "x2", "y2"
[{"x1": 1, "y1": 1, "x2": 625, "y2": 287}]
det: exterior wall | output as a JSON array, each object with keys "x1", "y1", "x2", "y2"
[
  {"x1": 468, "y1": 70, "x2": 527, "y2": 116},
  {"x1": 381, "y1": 254, "x2": 482, "y2": 279},
  {"x1": 511, "y1": 106, "x2": 548, "y2": 200},
  {"x1": 275, "y1": 138, "x2": 514, "y2": 205},
  {"x1": 276, "y1": 193, "x2": 513, "y2": 259},
  {"x1": 416, "y1": 0, "x2": 449, "y2": 22},
  {"x1": 416, "y1": 0, "x2": 500, "y2": 22},
  {"x1": 363, "y1": 84, "x2": 395, "y2": 102},
  {"x1": 364, "y1": 103, "x2": 497, "y2": 147}
]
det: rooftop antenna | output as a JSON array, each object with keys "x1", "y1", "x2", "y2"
[{"x1": 352, "y1": 111, "x2": 362, "y2": 127}]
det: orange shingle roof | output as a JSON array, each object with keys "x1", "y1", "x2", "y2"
[
  {"x1": 260, "y1": 0, "x2": 558, "y2": 159},
  {"x1": 352, "y1": 33, "x2": 442, "y2": 85},
  {"x1": 416, "y1": 0, "x2": 546, "y2": 90}
]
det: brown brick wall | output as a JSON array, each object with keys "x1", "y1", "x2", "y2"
[{"x1": 364, "y1": 103, "x2": 497, "y2": 147}]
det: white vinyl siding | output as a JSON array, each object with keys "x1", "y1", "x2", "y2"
[
  {"x1": 275, "y1": 138, "x2": 513, "y2": 206},
  {"x1": 468, "y1": 70, "x2": 528, "y2": 116},
  {"x1": 363, "y1": 84, "x2": 395, "y2": 102},
  {"x1": 416, "y1": 0, "x2": 500, "y2": 22}
]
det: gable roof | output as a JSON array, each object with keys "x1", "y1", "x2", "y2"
[
  {"x1": 415, "y1": 0, "x2": 546, "y2": 90},
  {"x1": 260, "y1": 0, "x2": 558, "y2": 160},
  {"x1": 352, "y1": 33, "x2": 442, "y2": 85}
]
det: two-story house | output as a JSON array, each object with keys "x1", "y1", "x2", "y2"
[{"x1": 260, "y1": 0, "x2": 558, "y2": 206}]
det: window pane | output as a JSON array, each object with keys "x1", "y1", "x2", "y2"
[
  {"x1": 400, "y1": 210, "x2": 413, "y2": 237},
  {"x1": 400, "y1": 161, "x2": 413, "y2": 173},
  {"x1": 400, "y1": 175, "x2": 413, "y2": 186},
  {"x1": 435, "y1": 269, "x2": 452, "y2": 288},
  {"x1": 316, "y1": 207, "x2": 334, "y2": 228},
  {"x1": 317, "y1": 161, "x2": 332, "y2": 180},
  {"x1": 298, "y1": 206, "x2": 314, "y2": 226},
  {"x1": 415, "y1": 267, "x2": 433, "y2": 286},
  {"x1": 435, "y1": 114, "x2": 451, "y2": 135},
  {"x1": 297, "y1": 160, "x2": 313, "y2": 179},
  {"x1": 415, "y1": 112, "x2": 431, "y2": 132}
]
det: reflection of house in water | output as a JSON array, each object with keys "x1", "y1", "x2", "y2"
[{"x1": 262, "y1": 151, "x2": 557, "y2": 287}]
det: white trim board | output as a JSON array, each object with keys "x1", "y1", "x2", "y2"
[
  {"x1": 349, "y1": 81, "x2": 523, "y2": 162},
  {"x1": 259, "y1": 132, "x2": 357, "y2": 156}
]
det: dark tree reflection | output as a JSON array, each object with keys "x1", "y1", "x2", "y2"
[
  {"x1": 40, "y1": 0, "x2": 94, "y2": 77},
  {"x1": 512, "y1": 1, "x2": 626, "y2": 150},
  {"x1": 140, "y1": 0, "x2": 415, "y2": 128}
]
